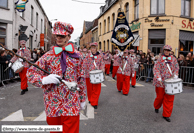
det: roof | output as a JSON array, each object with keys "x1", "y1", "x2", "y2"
[
  {"x1": 85, "y1": 18, "x2": 98, "y2": 34},
  {"x1": 98, "y1": 0, "x2": 118, "y2": 19},
  {"x1": 85, "y1": 21, "x2": 93, "y2": 32}
]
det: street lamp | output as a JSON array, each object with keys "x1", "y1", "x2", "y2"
[{"x1": 50, "y1": 19, "x2": 58, "y2": 21}]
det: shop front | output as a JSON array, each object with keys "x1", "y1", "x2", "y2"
[{"x1": 179, "y1": 30, "x2": 194, "y2": 56}]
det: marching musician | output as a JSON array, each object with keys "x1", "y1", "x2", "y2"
[
  {"x1": 27, "y1": 21, "x2": 86, "y2": 133},
  {"x1": 129, "y1": 49, "x2": 137, "y2": 88},
  {"x1": 104, "y1": 50, "x2": 112, "y2": 75},
  {"x1": 153, "y1": 45, "x2": 179, "y2": 122},
  {"x1": 83, "y1": 42, "x2": 105, "y2": 109},
  {"x1": 117, "y1": 49, "x2": 135, "y2": 96},
  {"x1": 112, "y1": 49, "x2": 120, "y2": 79},
  {"x1": 9, "y1": 40, "x2": 31, "y2": 95},
  {"x1": 82, "y1": 48, "x2": 87, "y2": 59}
]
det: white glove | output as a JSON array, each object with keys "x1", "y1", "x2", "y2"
[
  {"x1": 132, "y1": 74, "x2": 135, "y2": 77},
  {"x1": 42, "y1": 74, "x2": 61, "y2": 85},
  {"x1": 80, "y1": 102, "x2": 86, "y2": 110},
  {"x1": 18, "y1": 58, "x2": 23, "y2": 62},
  {"x1": 174, "y1": 75, "x2": 178, "y2": 79},
  {"x1": 8, "y1": 62, "x2": 12, "y2": 67},
  {"x1": 158, "y1": 78, "x2": 162, "y2": 81}
]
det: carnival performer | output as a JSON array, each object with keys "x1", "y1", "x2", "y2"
[
  {"x1": 104, "y1": 50, "x2": 112, "y2": 75},
  {"x1": 82, "y1": 48, "x2": 87, "y2": 59},
  {"x1": 9, "y1": 40, "x2": 31, "y2": 95},
  {"x1": 83, "y1": 42, "x2": 105, "y2": 109},
  {"x1": 153, "y1": 45, "x2": 179, "y2": 122},
  {"x1": 129, "y1": 49, "x2": 137, "y2": 88},
  {"x1": 27, "y1": 21, "x2": 86, "y2": 133},
  {"x1": 117, "y1": 49, "x2": 135, "y2": 96},
  {"x1": 112, "y1": 49, "x2": 120, "y2": 79}
]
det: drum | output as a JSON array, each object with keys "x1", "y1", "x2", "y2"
[
  {"x1": 164, "y1": 78, "x2": 183, "y2": 95},
  {"x1": 11, "y1": 60, "x2": 24, "y2": 73},
  {"x1": 89, "y1": 70, "x2": 104, "y2": 84}
]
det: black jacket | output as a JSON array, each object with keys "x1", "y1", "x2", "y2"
[{"x1": 0, "y1": 56, "x2": 8, "y2": 64}]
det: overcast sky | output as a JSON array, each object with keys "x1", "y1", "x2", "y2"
[{"x1": 39, "y1": 0, "x2": 105, "y2": 42}]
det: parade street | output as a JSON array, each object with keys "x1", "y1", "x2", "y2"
[{"x1": 0, "y1": 76, "x2": 193, "y2": 133}]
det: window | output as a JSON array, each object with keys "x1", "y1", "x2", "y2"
[
  {"x1": 29, "y1": 35, "x2": 33, "y2": 49},
  {"x1": 125, "y1": 3, "x2": 129, "y2": 22},
  {"x1": 20, "y1": 12, "x2": 24, "y2": 18},
  {"x1": 99, "y1": 42, "x2": 101, "y2": 49},
  {"x1": 104, "y1": 20, "x2": 106, "y2": 33},
  {"x1": 107, "y1": 40, "x2": 109, "y2": 51},
  {"x1": 41, "y1": 19, "x2": 43, "y2": 33},
  {"x1": 108, "y1": 17, "x2": 110, "y2": 32},
  {"x1": 112, "y1": 13, "x2": 115, "y2": 29},
  {"x1": 179, "y1": 40, "x2": 193, "y2": 52},
  {"x1": 36, "y1": 13, "x2": 38, "y2": 29},
  {"x1": 0, "y1": 0, "x2": 8, "y2": 8},
  {"x1": 0, "y1": 23, "x2": 6, "y2": 46},
  {"x1": 100, "y1": 23, "x2": 101, "y2": 35},
  {"x1": 151, "y1": 0, "x2": 165, "y2": 15},
  {"x1": 134, "y1": 0, "x2": 139, "y2": 19},
  {"x1": 31, "y1": 6, "x2": 34, "y2": 25},
  {"x1": 181, "y1": 0, "x2": 191, "y2": 17},
  {"x1": 104, "y1": 41, "x2": 106, "y2": 51}
]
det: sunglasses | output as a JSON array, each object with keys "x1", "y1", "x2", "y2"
[{"x1": 56, "y1": 35, "x2": 67, "y2": 38}]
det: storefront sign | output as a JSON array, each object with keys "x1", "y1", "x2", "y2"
[
  {"x1": 150, "y1": 23, "x2": 163, "y2": 27},
  {"x1": 182, "y1": 20, "x2": 194, "y2": 29},
  {"x1": 15, "y1": 0, "x2": 28, "y2": 12},
  {"x1": 145, "y1": 18, "x2": 170, "y2": 27},
  {"x1": 40, "y1": 34, "x2": 44, "y2": 47},
  {"x1": 130, "y1": 22, "x2": 141, "y2": 31},
  {"x1": 111, "y1": 11, "x2": 134, "y2": 51}
]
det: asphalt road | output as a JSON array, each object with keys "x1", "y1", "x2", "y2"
[{"x1": 0, "y1": 77, "x2": 194, "y2": 133}]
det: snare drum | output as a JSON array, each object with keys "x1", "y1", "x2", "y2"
[
  {"x1": 12, "y1": 60, "x2": 24, "y2": 73},
  {"x1": 164, "y1": 78, "x2": 183, "y2": 95},
  {"x1": 89, "y1": 70, "x2": 104, "y2": 84}
]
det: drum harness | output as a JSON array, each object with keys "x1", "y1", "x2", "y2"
[{"x1": 119, "y1": 58, "x2": 127, "y2": 75}]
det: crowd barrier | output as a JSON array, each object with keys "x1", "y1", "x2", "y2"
[
  {"x1": 136, "y1": 64, "x2": 194, "y2": 85},
  {"x1": 0, "y1": 64, "x2": 19, "y2": 86},
  {"x1": 137, "y1": 64, "x2": 154, "y2": 81}
]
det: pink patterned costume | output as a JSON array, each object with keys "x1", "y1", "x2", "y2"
[
  {"x1": 27, "y1": 49, "x2": 86, "y2": 117},
  {"x1": 129, "y1": 54, "x2": 138, "y2": 86},
  {"x1": 153, "y1": 55, "x2": 179, "y2": 118},
  {"x1": 112, "y1": 54, "x2": 120, "y2": 78},
  {"x1": 104, "y1": 53, "x2": 112, "y2": 75},
  {"x1": 117, "y1": 56, "x2": 135, "y2": 95},
  {"x1": 10, "y1": 47, "x2": 31, "y2": 90},
  {"x1": 83, "y1": 53, "x2": 105, "y2": 106}
]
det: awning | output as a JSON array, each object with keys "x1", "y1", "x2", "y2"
[
  {"x1": 179, "y1": 31, "x2": 194, "y2": 41},
  {"x1": 132, "y1": 35, "x2": 140, "y2": 46}
]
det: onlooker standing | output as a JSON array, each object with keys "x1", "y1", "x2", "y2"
[
  {"x1": 185, "y1": 56, "x2": 192, "y2": 66},
  {"x1": 147, "y1": 49, "x2": 151, "y2": 57},
  {"x1": 178, "y1": 54, "x2": 186, "y2": 81},
  {"x1": 139, "y1": 54, "x2": 147, "y2": 80},
  {"x1": 0, "y1": 50, "x2": 9, "y2": 64},
  {"x1": 170, "y1": 51, "x2": 176, "y2": 58},
  {"x1": 6, "y1": 51, "x2": 14, "y2": 81},
  {"x1": 0, "y1": 50, "x2": 9, "y2": 84},
  {"x1": 178, "y1": 54, "x2": 187, "y2": 67},
  {"x1": 145, "y1": 56, "x2": 154, "y2": 82}
]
